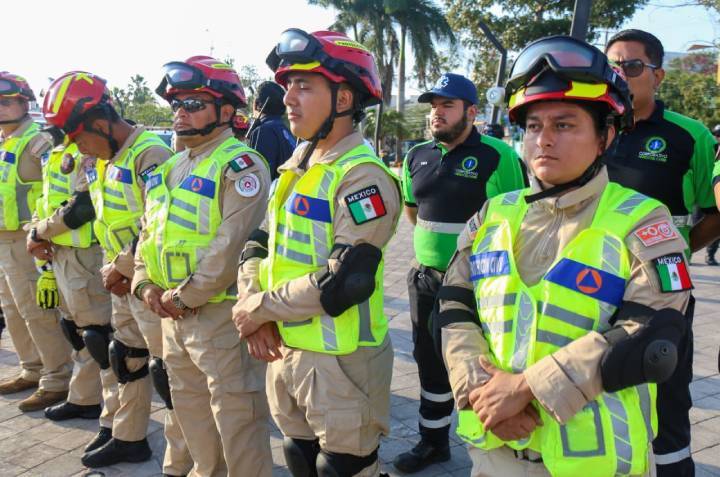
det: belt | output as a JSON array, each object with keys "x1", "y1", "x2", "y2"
[{"x1": 513, "y1": 449, "x2": 543, "y2": 463}]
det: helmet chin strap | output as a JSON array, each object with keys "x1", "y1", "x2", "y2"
[
  {"x1": 0, "y1": 113, "x2": 29, "y2": 125},
  {"x1": 175, "y1": 100, "x2": 229, "y2": 137},
  {"x1": 524, "y1": 155, "x2": 605, "y2": 203},
  {"x1": 298, "y1": 83, "x2": 353, "y2": 170}
]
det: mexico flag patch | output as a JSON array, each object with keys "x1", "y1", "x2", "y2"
[
  {"x1": 654, "y1": 253, "x2": 693, "y2": 293},
  {"x1": 229, "y1": 154, "x2": 254, "y2": 173},
  {"x1": 344, "y1": 185, "x2": 386, "y2": 225}
]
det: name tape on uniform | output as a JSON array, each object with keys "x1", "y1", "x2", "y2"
[
  {"x1": 634, "y1": 220, "x2": 678, "y2": 247},
  {"x1": 344, "y1": 185, "x2": 386, "y2": 225}
]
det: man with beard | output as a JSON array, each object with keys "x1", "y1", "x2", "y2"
[{"x1": 393, "y1": 73, "x2": 527, "y2": 473}]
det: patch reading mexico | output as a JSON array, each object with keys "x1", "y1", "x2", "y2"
[
  {"x1": 180, "y1": 175, "x2": 215, "y2": 198},
  {"x1": 470, "y1": 251, "x2": 510, "y2": 281},
  {"x1": 107, "y1": 165, "x2": 133, "y2": 184},
  {"x1": 235, "y1": 173, "x2": 260, "y2": 197},
  {"x1": 344, "y1": 185, "x2": 386, "y2": 225},
  {"x1": 286, "y1": 192, "x2": 332, "y2": 223},
  {"x1": 634, "y1": 220, "x2": 678, "y2": 247},
  {"x1": 229, "y1": 154, "x2": 254, "y2": 173},
  {"x1": 545, "y1": 258, "x2": 625, "y2": 306},
  {"x1": 654, "y1": 253, "x2": 692, "y2": 292}
]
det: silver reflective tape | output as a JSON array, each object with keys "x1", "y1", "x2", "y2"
[
  {"x1": 0, "y1": 195, "x2": 6, "y2": 228},
  {"x1": 276, "y1": 244, "x2": 313, "y2": 265},
  {"x1": 615, "y1": 193, "x2": 646, "y2": 216},
  {"x1": 598, "y1": 302, "x2": 617, "y2": 333},
  {"x1": 171, "y1": 197, "x2": 197, "y2": 214},
  {"x1": 49, "y1": 170, "x2": 67, "y2": 182},
  {"x1": 312, "y1": 220, "x2": 329, "y2": 265},
  {"x1": 198, "y1": 198, "x2": 210, "y2": 235},
  {"x1": 104, "y1": 187, "x2": 124, "y2": 198},
  {"x1": 336, "y1": 153, "x2": 374, "y2": 168},
  {"x1": 478, "y1": 293, "x2": 516, "y2": 308},
  {"x1": 604, "y1": 392, "x2": 633, "y2": 475},
  {"x1": 511, "y1": 291, "x2": 533, "y2": 372},
  {"x1": 561, "y1": 401, "x2": 605, "y2": 457},
  {"x1": 71, "y1": 229, "x2": 82, "y2": 247},
  {"x1": 283, "y1": 319, "x2": 313, "y2": 328},
  {"x1": 320, "y1": 315, "x2": 338, "y2": 351},
  {"x1": 420, "y1": 388, "x2": 454, "y2": 403},
  {"x1": 536, "y1": 329, "x2": 574, "y2": 348},
  {"x1": 416, "y1": 218, "x2": 466, "y2": 234},
  {"x1": 15, "y1": 183, "x2": 32, "y2": 222},
  {"x1": 538, "y1": 302, "x2": 594, "y2": 331},
  {"x1": 168, "y1": 213, "x2": 196, "y2": 231},
  {"x1": 502, "y1": 190, "x2": 521, "y2": 205},
  {"x1": 49, "y1": 183, "x2": 70, "y2": 195},
  {"x1": 480, "y1": 320, "x2": 513, "y2": 335},
  {"x1": 207, "y1": 162, "x2": 219, "y2": 178},
  {"x1": 124, "y1": 184, "x2": 139, "y2": 213},
  {"x1": 475, "y1": 224, "x2": 499, "y2": 253},
  {"x1": 103, "y1": 199, "x2": 128, "y2": 211},
  {"x1": 419, "y1": 415, "x2": 452, "y2": 429},
  {"x1": 317, "y1": 170, "x2": 333, "y2": 199},
  {"x1": 637, "y1": 384, "x2": 654, "y2": 443},
  {"x1": 654, "y1": 446, "x2": 691, "y2": 465},
  {"x1": 278, "y1": 223, "x2": 311, "y2": 244},
  {"x1": 358, "y1": 300, "x2": 374, "y2": 342},
  {"x1": 602, "y1": 235, "x2": 622, "y2": 275}
]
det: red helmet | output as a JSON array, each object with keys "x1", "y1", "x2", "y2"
[
  {"x1": 232, "y1": 111, "x2": 250, "y2": 131},
  {"x1": 267, "y1": 29, "x2": 382, "y2": 108},
  {"x1": 43, "y1": 71, "x2": 112, "y2": 137},
  {"x1": 0, "y1": 72, "x2": 35, "y2": 102},
  {"x1": 156, "y1": 56, "x2": 247, "y2": 108}
]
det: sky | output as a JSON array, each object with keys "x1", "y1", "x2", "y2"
[{"x1": 5, "y1": 0, "x2": 718, "y2": 103}]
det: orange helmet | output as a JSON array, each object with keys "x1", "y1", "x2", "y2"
[
  {"x1": 156, "y1": 56, "x2": 247, "y2": 108},
  {"x1": 267, "y1": 29, "x2": 382, "y2": 108},
  {"x1": 0, "y1": 72, "x2": 35, "y2": 102},
  {"x1": 43, "y1": 71, "x2": 112, "y2": 137}
]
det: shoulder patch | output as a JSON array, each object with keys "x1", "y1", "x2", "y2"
[
  {"x1": 634, "y1": 220, "x2": 679, "y2": 247},
  {"x1": 60, "y1": 153, "x2": 75, "y2": 174},
  {"x1": 139, "y1": 164, "x2": 157, "y2": 181},
  {"x1": 654, "y1": 253, "x2": 693, "y2": 293},
  {"x1": 344, "y1": 185, "x2": 386, "y2": 225},
  {"x1": 235, "y1": 173, "x2": 261, "y2": 198},
  {"x1": 40, "y1": 151, "x2": 50, "y2": 166},
  {"x1": 229, "y1": 154, "x2": 255, "y2": 173}
]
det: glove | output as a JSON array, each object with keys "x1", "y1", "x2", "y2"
[{"x1": 36, "y1": 269, "x2": 60, "y2": 310}]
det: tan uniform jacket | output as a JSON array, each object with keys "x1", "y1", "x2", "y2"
[
  {"x1": 441, "y1": 167, "x2": 690, "y2": 424},
  {"x1": 234, "y1": 132, "x2": 401, "y2": 324},
  {"x1": 0, "y1": 117, "x2": 52, "y2": 240},
  {"x1": 132, "y1": 128, "x2": 271, "y2": 308}
]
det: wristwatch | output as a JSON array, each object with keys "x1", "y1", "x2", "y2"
[
  {"x1": 30, "y1": 228, "x2": 42, "y2": 243},
  {"x1": 171, "y1": 292, "x2": 189, "y2": 311}
]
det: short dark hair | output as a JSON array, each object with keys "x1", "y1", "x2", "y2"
[
  {"x1": 83, "y1": 103, "x2": 120, "y2": 125},
  {"x1": 606, "y1": 29, "x2": 664, "y2": 67},
  {"x1": 254, "y1": 81, "x2": 286, "y2": 116}
]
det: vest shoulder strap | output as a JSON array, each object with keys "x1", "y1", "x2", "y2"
[
  {"x1": 592, "y1": 182, "x2": 666, "y2": 237},
  {"x1": 484, "y1": 188, "x2": 531, "y2": 235}
]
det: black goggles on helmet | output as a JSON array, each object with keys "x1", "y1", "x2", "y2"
[
  {"x1": 0, "y1": 78, "x2": 31, "y2": 99},
  {"x1": 506, "y1": 35, "x2": 624, "y2": 98},
  {"x1": 155, "y1": 62, "x2": 240, "y2": 105},
  {"x1": 265, "y1": 28, "x2": 373, "y2": 97}
]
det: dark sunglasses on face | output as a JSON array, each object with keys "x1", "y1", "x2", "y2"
[
  {"x1": 170, "y1": 98, "x2": 214, "y2": 113},
  {"x1": 614, "y1": 59, "x2": 659, "y2": 78},
  {"x1": 0, "y1": 97, "x2": 18, "y2": 107}
]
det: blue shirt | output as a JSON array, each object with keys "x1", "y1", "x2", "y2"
[{"x1": 247, "y1": 115, "x2": 296, "y2": 180}]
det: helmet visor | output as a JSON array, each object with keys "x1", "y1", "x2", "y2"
[
  {"x1": 266, "y1": 28, "x2": 325, "y2": 72},
  {"x1": 0, "y1": 78, "x2": 21, "y2": 96}
]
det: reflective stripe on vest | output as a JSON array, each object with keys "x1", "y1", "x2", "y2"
[
  {"x1": 35, "y1": 142, "x2": 94, "y2": 247},
  {"x1": 260, "y1": 144, "x2": 399, "y2": 355},
  {"x1": 140, "y1": 137, "x2": 265, "y2": 303},
  {"x1": 0, "y1": 122, "x2": 43, "y2": 231},
  {"x1": 88, "y1": 131, "x2": 170, "y2": 259},
  {"x1": 457, "y1": 183, "x2": 661, "y2": 477}
]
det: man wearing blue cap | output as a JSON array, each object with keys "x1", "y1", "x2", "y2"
[{"x1": 394, "y1": 73, "x2": 527, "y2": 473}]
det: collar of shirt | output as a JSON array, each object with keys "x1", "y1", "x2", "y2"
[
  {"x1": 530, "y1": 166, "x2": 608, "y2": 215},
  {"x1": 432, "y1": 127, "x2": 482, "y2": 155},
  {"x1": 110, "y1": 125, "x2": 146, "y2": 163},
  {"x1": 187, "y1": 128, "x2": 233, "y2": 159},
  {"x1": 279, "y1": 131, "x2": 365, "y2": 174},
  {"x1": 2, "y1": 116, "x2": 35, "y2": 141},
  {"x1": 639, "y1": 100, "x2": 665, "y2": 125}
]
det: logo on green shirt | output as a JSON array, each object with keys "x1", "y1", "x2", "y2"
[
  {"x1": 639, "y1": 136, "x2": 668, "y2": 162},
  {"x1": 454, "y1": 156, "x2": 479, "y2": 178}
]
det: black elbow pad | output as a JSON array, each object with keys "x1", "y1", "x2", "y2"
[
  {"x1": 240, "y1": 228, "x2": 270, "y2": 263},
  {"x1": 62, "y1": 191, "x2": 96, "y2": 229},
  {"x1": 601, "y1": 302, "x2": 686, "y2": 392},
  {"x1": 316, "y1": 243, "x2": 381, "y2": 317}
]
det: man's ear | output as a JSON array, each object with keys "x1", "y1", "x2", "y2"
[
  {"x1": 89, "y1": 118, "x2": 109, "y2": 135},
  {"x1": 653, "y1": 68, "x2": 665, "y2": 91},
  {"x1": 603, "y1": 124, "x2": 616, "y2": 151},
  {"x1": 336, "y1": 86, "x2": 355, "y2": 115},
  {"x1": 220, "y1": 103, "x2": 236, "y2": 123}
]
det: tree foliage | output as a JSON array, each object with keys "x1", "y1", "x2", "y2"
[
  {"x1": 658, "y1": 53, "x2": 720, "y2": 126},
  {"x1": 112, "y1": 75, "x2": 172, "y2": 126}
]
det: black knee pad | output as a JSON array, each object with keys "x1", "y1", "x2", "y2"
[
  {"x1": 108, "y1": 339, "x2": 149, "y2": 384},
  {"x1": 316, "y1": 448, "x2": 378, "y2": 477},
  {"x1": 60, "y1": 317, "x2": 85, "y2": 351},
  {"x1": 148, "y1": 357, "x2": 173, "y2": 409},
  {"x1": 283, "y1": 437, "x2": 319, "y2": 477},
  {"x1": 82, "y1": 325, "x2": 112, "y2": 369}
]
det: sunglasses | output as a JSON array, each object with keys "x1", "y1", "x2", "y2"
[
  {"x1": 613, "y1": 59, "x2": 659, "y2": 78},
  {"x1": 0, "y1": 97, "x2": 18, "y2": 107},
  {"x1": 170, "y1": 98, "x2": 214, "y2": 113}
]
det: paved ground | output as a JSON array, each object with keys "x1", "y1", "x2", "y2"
[{"x1": 1, "y1": 214, "x2": 720, "y2": 476}]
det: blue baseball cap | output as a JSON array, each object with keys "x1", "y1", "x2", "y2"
[{"x1": 418, "y1": 73, "x2": 479, "y2": 105}]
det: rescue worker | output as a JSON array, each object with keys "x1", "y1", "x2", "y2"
[
  {"x1": 232, "y1": 111, "x2": 251, "y2": 141},
  {"x1": 233, "y1": 29, "x2": 401, "y2": 477},
  {"x1": 0, "y1": 71, "x2": 72, "y2": 411},
  {"x1": 42, "y1": 71, "x2": 192, "y2": 474},
  {"x1": 436, "y1": 35, "x2": 690, "y2": 476},
  {"x1": 26, "y1": 129, "x2": 119, "y2": 432},
  {"x1": 132, "y1": 56, "x2": 272, "y2": 476},
  {"x1": 394, "y1": 72, "x2": 527, "y2": 473},
  {"x1": 247, "y1": 80, "x2": 296, "y2": 179},
  {"x1": 605, "y1": 29, "x2": 720, "y2": 476}
]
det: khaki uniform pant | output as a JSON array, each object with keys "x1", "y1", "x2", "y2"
[
  {"x1": 128, "y1": 296, "x2": 192, "y2": 476},
  {"x1": 0, "y1": 233, "x2": 71, "y2": 391},
  {"x1": 468, "y1": 445, "x2": 657, "y2": 477},
  {"x1": 54, "y1": 245, "x2": 119, "y2": 428},
  {"x1": 267, "y1": 336, "x2": 394, "y2": 477},
  {"x1": 164, "y1": 301, "x2": 271, "y2": 477}
]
